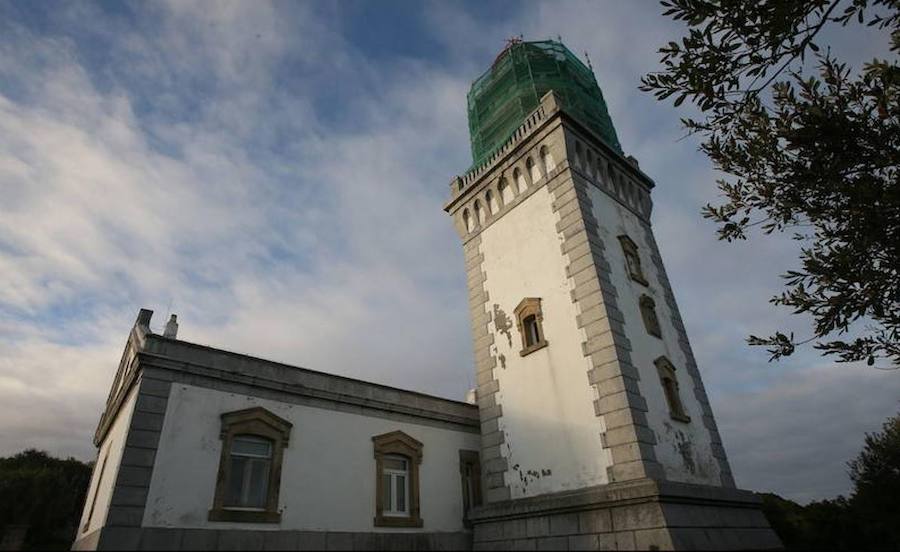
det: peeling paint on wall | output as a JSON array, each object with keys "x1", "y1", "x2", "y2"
[{"x1": 492, "y1": 304, "x2": 513, "y2": 348}]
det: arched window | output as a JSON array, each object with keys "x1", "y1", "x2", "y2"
[
  {"x1": 486, "y1": 189, "x2": 499, "y2": 215},
  {"x1": 499, "y1": 177, "x2": 514, "y2": 204},
  {"x1": 373, "y1": 431, "x2": 423, "y2": 527},
  {"x1": 474, "y1": 200, "x2": 486, "y2": 225},
  {"x1": 513, "y1": 167, "x2": 527, "y2": 191},
  {"x1": 618, "y1": 235, "x2": 649, "y2": 286},
  {"x1": 210, "y1": 407, "x2": 292, "y2": 523},
  {"x1": 654, "y1": 357, "x2": 690, "y2": 423},
  {"x1": 463, "y1": 208, "x2": 473, "y2": 233},
  {"x1": 540, "y1": 145, "x2": 556, "y2": 173},
  {"x1": 639, "y1": 295, "x2": 662, "y2": 338},
  {"x1": 527, "y1": 157, "x2": 542, "y2": 184},
  {"x1": 514, "y1": 297, "x2": 548, "y2": 356}
]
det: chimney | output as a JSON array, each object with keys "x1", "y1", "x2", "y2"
[{"x1": 163, "y1": 314, "x2": 179, "y2": 339}]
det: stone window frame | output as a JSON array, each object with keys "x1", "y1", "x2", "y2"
[
  {"x1": 654, "y1": 356, "x2": 691, "y2": 423},
  {"x1": 209, "y1": 407, "x2": 292, "y2": 524},
  {"x1": 618, "y1": 235, "x2": 649, "y2": 286},
  {"x1": 514, "y1": 297, "x2": 549, "y2": 357},
  {"x1": 458, "y1": 449, "x2": 482, "y2": 529},
  {"x1": 639, "y1": 294, "x2": 663, "y2": 338},
  {"x1": 373, "y1": 430, "x2": 424, "y2": 528}
]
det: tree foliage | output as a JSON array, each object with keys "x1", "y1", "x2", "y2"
[
  {"x1": 761, "y1": 410, "x2": 900, "y2": 549},
  {"x1": 641, "y1": 0, "x2": 900, "y2": 367},
  {"x1": 0, "y1": 449, "x2": 92, "y2": 550}
]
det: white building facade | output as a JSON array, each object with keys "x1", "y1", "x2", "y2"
[{"x1": 72, "y1": 310, "x2": 481, "y2": 550}]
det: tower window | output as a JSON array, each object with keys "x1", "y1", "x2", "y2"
[
  {"x1": 514, "y1": 167, "x2": 527, "y2": 191},
  {"x1": 209, "y1": 407, "x2": 292, "y2": 523},
  {"x1": 540, "y1": 145, "x2": 556, "y2": 173},
  {"x1": 474, "y1": 200, "x2": 486, "y2": 225},
  {"x1": 575, "y1": 141, "x2": 585, "y2": 169},
  {"x1": 639, "y1": 295, "x2": 662, "y2": 338},
  {"x1": 527, "y1": 156, "x2": 542, "y2": 183},
  {"x1": 486, "y1": 189, "x2": 499, "y2": 214},
  {"x1": 618, "y1": 235, "x2": 649, "y2": 286},
  {"x1": 463, "y1": 209, "x2": 474, "y2": 233},
  {"x1": 514, "y1": 297, "x2": 548, "y2": 356},
  {"x1": 499, "y1": 177, "x2": 514, "y2": 204},
  {"x1": 373, "y1": 431, "x2": 424, "y2": 528},
  {"x1": 654, "y1": 357, "x2": 690, "y2": 423}
]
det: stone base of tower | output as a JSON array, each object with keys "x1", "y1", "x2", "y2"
[{"x1": 468, "y1": 479, "x2": 781, "y2": 551}]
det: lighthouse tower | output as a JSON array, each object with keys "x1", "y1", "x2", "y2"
[{"x1": 444, "y1": 40, "x2": 779, "y2": 550}]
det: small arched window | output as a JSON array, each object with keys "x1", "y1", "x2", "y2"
[
  {"x1": 486, "y1": 190, "x2": 499, "y2": 215},
  {"x1": 514, "y1": 297, "x2": 548, "y2": 356},
  {"x1": 474, "y1": 200, "x2": 486, "y2": 225},
  {"x1": 655, "y1": 357, "x2": 690, "y2": 423},
  {"x1": 499, "y1": 177, "x2": 514, "y2": 204},
  {"x1": 639, "y1": 295, "x2": 662, "y2": 338},
  {"x1": 540, "y1": 145, "x2": 556, "y2": 173},
  {"x1": 527, "y1": 157, "x2": 542, "y2": 184},
  {"x1": 618, "y1": 235, "x2": 648, "y2": 286},
  {"x1": 463, "y1": 209, "x2": 473, "y2": 233},
  {"x1": 513, "y1": 167, "x2": 527, "y2": 191}
]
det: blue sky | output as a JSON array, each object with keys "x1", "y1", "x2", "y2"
[{"x1": 1, "y1": 1, "x2": 897, "y2": 504}]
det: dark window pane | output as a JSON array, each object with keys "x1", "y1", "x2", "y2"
[
  {"x1": 247, "y1": 459, "x2": 270, "y2": 508},
  {"x1": 396, "y1": 475, "x2": 406, "y2": 512},
  {"x1": 226, "y1": 456, "x2": 246, "y2": 506},
  {"x1": 382, "y1": 474, "x2": 392, "y2": 511}
]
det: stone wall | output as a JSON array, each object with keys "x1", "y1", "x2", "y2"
[
  {"x1": 72, "y1": 529, "x2": 472, "y2": 551},
  {"x1": 469, "y1": 479, "x2": 780, "y2": 551}
]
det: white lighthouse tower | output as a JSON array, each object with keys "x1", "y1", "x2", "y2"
[{"x1": 444, "y1": 39, "x2": 779, "y2": 550}]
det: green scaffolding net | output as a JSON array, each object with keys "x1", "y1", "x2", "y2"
[{"x1": 467, "y1": 39, "x2": 622, "y2": 170}]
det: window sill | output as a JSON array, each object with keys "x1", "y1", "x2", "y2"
[
  {"x1": 374, "y1": 515, "x2": 424, "y2": 528},
  {"x1": 208, "y1": 509, "x2": 281, "y2": 523},
  {"x1": 519, "y1": 340, "x2": 549, "y2": 357},
  {"x1": 670, "y1": 413, "x2": 691, "y2": 424}
]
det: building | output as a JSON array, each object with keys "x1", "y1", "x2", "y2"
[{"x1": 72, "y1": 40, "x2": 779, "y2": 551}]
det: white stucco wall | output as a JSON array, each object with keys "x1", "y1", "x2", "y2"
[
  {"x1": 479, "y1": 184, "x2": 613, "y2": 499},
  {"x1": 587, "y1": 185, "x2": 722, "y2": 486},
  {"x1": 143, "y1": 383, "x2": 480, "y2": 532},
  {"x1": 78, "y1": 385, "x2": 139, "y2": 534}
]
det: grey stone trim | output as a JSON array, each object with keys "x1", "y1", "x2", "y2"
[
  {"x1": 141, "y1": 364, "x2": 479, "y2": 436},
  {"x1": 72, "y1": 528, "x2": 473, "y2": 551},
  {"x1": 469, "y1": 479, "x2": 780, "y2": 551},
  {"x1": 640, "y1": 226, "x2": 736, "y2": 488},
  {"x1": 126, "y1": 314, "x2": 478, "y2": 434},
  {"x1": 103, "y1": 374, "x2": 172, "y2": 531},
  {"x1": 548, "y1": 163, "x2": 664, "y2": 485},
  {"x1": 463, "y1": 235, "x2": 512, "y2": 503}
]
